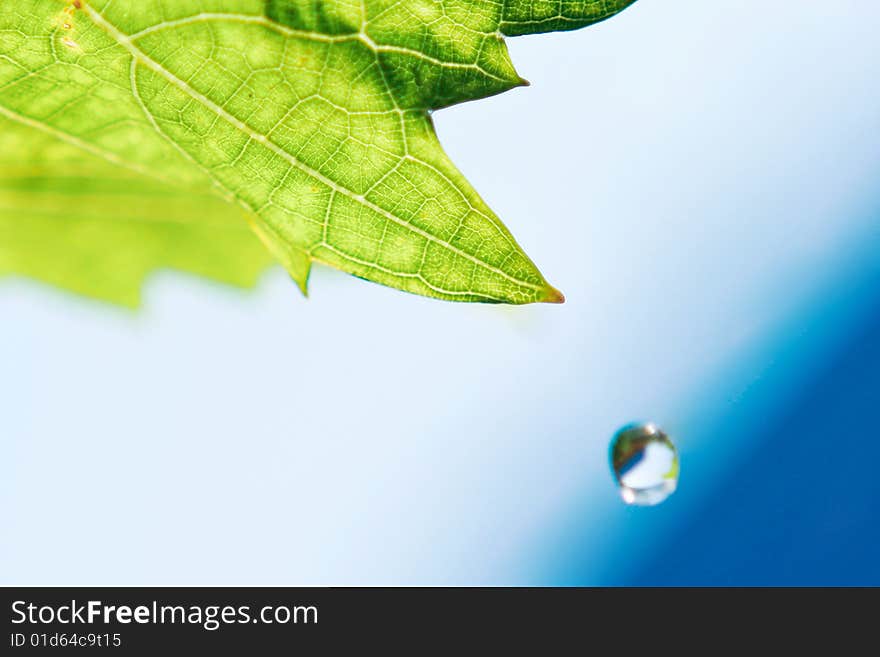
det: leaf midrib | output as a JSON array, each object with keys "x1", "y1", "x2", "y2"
[{"x1": 0, "y1": 104, "x2": 178, "y2": 186}]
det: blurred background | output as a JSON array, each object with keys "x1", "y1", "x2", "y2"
[{"x1": 2, "y1": 0, "x2": 879, "y2": 585}]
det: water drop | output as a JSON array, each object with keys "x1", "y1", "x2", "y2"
[{"x1": 609, "y1": 423, "x2": 679, "y2": 506}]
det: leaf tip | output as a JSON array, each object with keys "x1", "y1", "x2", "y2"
[
  {"x1": 291, "y1": 269, "x2": 310, "y2": 298},
  {"x1": 243, "y1": 212, "x2": 312, "y2": 298},
  {"x1": 540, "y1": 284, "x2": 565, "y2": 304}
]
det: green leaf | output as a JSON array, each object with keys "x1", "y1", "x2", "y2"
[
  {"x1": 0, "y1": 0, "x2": 637, "y2": 305},
  {"x1": 0, "y1": 114, "x2": 277, "y2": 306}
]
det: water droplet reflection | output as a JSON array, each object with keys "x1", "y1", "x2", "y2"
[{"x1": 610, "y1": 423, "x2": 679, "y2": 506}]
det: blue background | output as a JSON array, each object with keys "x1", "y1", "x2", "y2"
[
  {"x1": 2, "y1": 1, "x2": 879, "y2": 585},
  {"x1": 627, "y1": 278, "x2": 880, "y2": 586}
]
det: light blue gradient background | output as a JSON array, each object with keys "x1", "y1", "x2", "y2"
[{"x1": 2, "y1": 1, "x2": 879, "y2": 584}]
